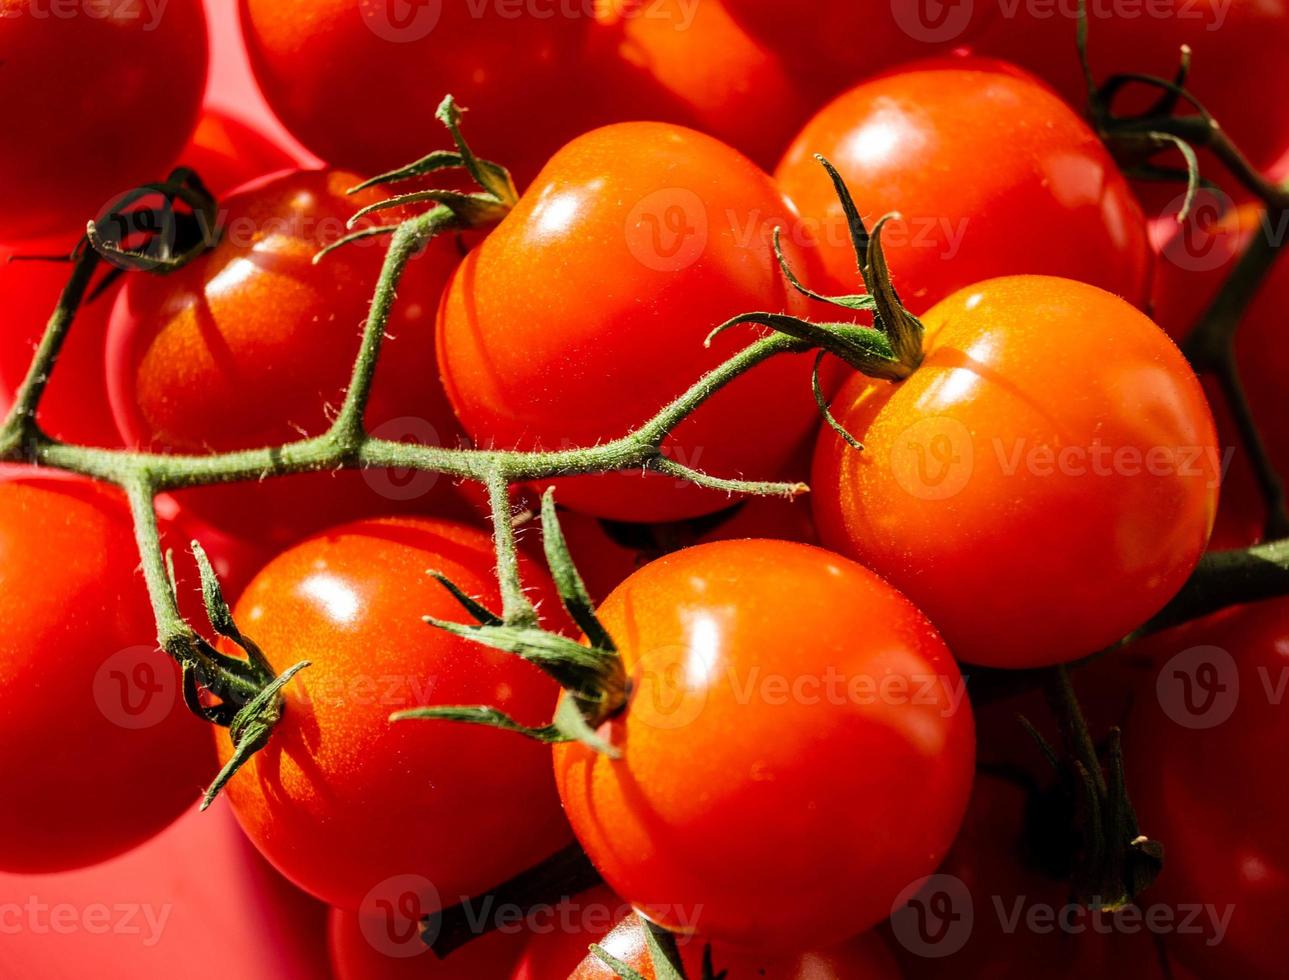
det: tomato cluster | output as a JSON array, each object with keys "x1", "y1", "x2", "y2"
[{"x1": 2, "y1": 1, "x2": 1286, "y2": 978}]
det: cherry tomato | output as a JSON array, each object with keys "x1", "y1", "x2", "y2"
[
  {"x1": 723, "y1": 0, "x2": 996, "y2": 103},
  {"x1": 972, "y1": 0, "x2": 1289, "y2": 173},
  {"x1": 813, "y1": 275, "x2": 1218, "y2": 669},
  {"x1": 438, "y1": 122, "x2": 822, "y2": 523},
  {"x1": 571, "y1": 912, "x2": 901, "y2": 979},
  {"x1": 0, "y1": 0, "x2": 209, "y2": 244},
  {"x1": 1125, "y1": 598, "x2": 1289, "y2": 978},
  {"x1": 238, "y1": 0, "x2": 588, "y2": 185},
  {"x1": 553, "y1": 539, "x2": 975, "y2": 951},
  {"x1": 585, "y1": 0, "x2": 811, "y2": 170},
  {"x1": 106, "y1": 168, "x2": 468, "y2": 546},
  {"x1": 777, "y1": 57, "x2": 1151, "y2": 313},
  {"x1": 1152, "y1": 199, "x2": 1289, "y2": 546},
  {"x1": 214, "y1": 517, "x2": 573, "y2": 911},
  {"x1": 0, "y1": 111, "x2": 294, "y2": 447},
  {"x1": 0, "y1": 473, "x2": 212, "y2": 872}
]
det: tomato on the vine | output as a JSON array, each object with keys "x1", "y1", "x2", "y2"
[
  {"x1": 777, "y1": 57, "x2": 1152, "y2": 313},
  {"x1": 214, "y1": 517, "x2": 572, "y2": 911},
  {"x1": 553, "y1": 538, "x2": 975, "y2": 951},
  {"x1": 0, "y1": 473, "x2": 212, "y2": 873},
  {"x1": 571, "y1": 913, "x2": 901, "y2": 979},
  {"x1": 584, "y1": 0, "x2": 811, "y2": 170},
  {"x1": 971, "y1": 0, "x2": 1289, "y2": 173},
  {"x1": 0, "y1": 111, "x2": 294, "y2": 447},
  {"x1": 812, "y1": 275, "x2": 1219, "y2": 669},
  {"x1": 0, "y1": 0, "x2": 209, "y2": 244},
  {"x1": 1126, "y1": 598, "x2": 1289, "y2": 978},
  {"x1": 1152, "y1": 199, "x2": 1289, "y2": 546},
  {"x1": 438, "y1": 122, "x2": 823, "y2": 523},
  {"x1": 106, "y1": 168, "x2": 469, "y2": 545},
  {"x1": 238, "y1": 0, "x2": 589, "y2": 185}
]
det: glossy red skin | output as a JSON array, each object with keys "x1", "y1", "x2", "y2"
[
  {"x1": 584, "y1": 0, "x2": 811, "y2": 170},
  {"x1": 972, "y1": 0, "x2": 1289, "y2": 173},
  {"x1": 1152, "y1": 201, "x2": 1289, "y2": 546},
  {"x1": 438, "y1": 122, "x2": 822, "y2": 523},
  {"x1": 0, "y1": 475, "x2": 213, "y2": 872},
  {"x1": 777, "y1": 57, "x2": 1152, "y2": 313},
  {"x1": 724, "y1": 0, "x2": 996, "y2": 103},
  {"x1": 0, "y1": 0, "x2": 209, "y2": 244},
  {"x1": 214, "y1": 517, "x2": 573, "y2": 911},
  {"x1": 0, "y1": 111, "x2": 294, "y2": 446},
  {"x1": 571, "y1": 913, "x2": 902, "y2": 979},
  {"x1": 107, "y1": 168, "x2": 468, "y2": 545},
  {"x1": 239, "y1": 0, "x2": 588, "y2": 186},
  {"x1": 553, "y1": 539, "x2": 975, "y2": 951},
  {"x1": 1126, "y1": 599, "x2": 1289, "y2": 977},
  {"x1": 813, "y1": 276, "x2": 1218, "y2": 669}
]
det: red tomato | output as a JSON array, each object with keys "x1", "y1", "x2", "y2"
[
  {"x1": 0, "y1": 111, "x2": 294, "y2": 447},
  {"x1": 0, "y1": 0, "x2": 209, "y2": 244},
  {"x1": 571, "y1": 913, "x2": 901, "y2": 979},
  {"x1": 723, "y1": 0, "x2": 996, "y2": 102},
  {"x1": 106, "y1": 168, "x2": 468, "y2": 545},
  {"x1": 214, "y1": 517, "x2": 573, "y2": 911},
  {"x1": 585, "y1": 0, "x2": 811, "y2": 170},
  {"x1": 0, "y1": 474, "x2": 213, "y2": 872},
  {"x1": 813, "y1": 276, "x2": 1218, "y2": 669},
  {"x1": 972, "y1": 0, "x2": 1289, "y2": 173},
  {"x1": 1152, "y1": 200, "x2": 1289, "y2": 545},
  {"x1": 553, "y1": 539, "x2": 975, "y2": 951},
  {"x1": 0, "y1": 802, "x2": 331, "y2": 979},
  {"x1": 438, "y1": 122, "x2": 822, "y2": 522},
  {"x1": 1125, "y1": 598, "x2": 1289, "y2": 978},
  {"x1": 777, "y1": 57, "x2": 1151, "y2": 313},
  {"x1": 239, "y1": 0, "x2": 588, "y2": 185}
]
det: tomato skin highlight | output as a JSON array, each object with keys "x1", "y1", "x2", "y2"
[
  {"x1": 106, "y1": 168, "x2": 468, "y2": 546},
  {"x1": 438, "y1": 122, "x2": 822, "y2": 523},
  {"x1": 0, "y1": 0, "x2": 209, "y2": 244},
  {"x1": 0, "y1": 475, "x2": 212, "y2": 873},
  {"x1": 812, "y1": 275, "x2": 1219, "y2": 669},
  {"x1": 777, "y1": 57, "x2": 1152, "y2": 313},
  {"x1": 553, "y1": 538, "x2": 975, "y2": 952},
  {"x1": 214, "y1": 517, "x2": 572, "y2": 911},
  {"x1": 571, "y1": 913, "x2": 902, "y2": 979},
  {"x1": 1125, "y1": 599, "x2": 1289, "y2": 978}
]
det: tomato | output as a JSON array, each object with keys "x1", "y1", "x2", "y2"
[
  {"x1": 106, "y1": 168, "x2": 469, "y2": 546},
  {"x1": 1125, "y1": 598, "x2": 1289, "y2": 978},
  {"x1": 0, "y1": 0, "x2": 208, "y2": 244},
  {"x1": 972, "y1": 0, "x2": 1289, "y2": 173},
  {"x1": 239, "y1": 0, "x2": 588, "y2": 186},
  {"x1": 813, "y1": 275, "x2": 1219, "y2": 669},
  {"x1": 0, "y1": 111, "x2": 294, "y2": 447},
  {"x1": 585, "y1": 0, "x2": 811, "y2": 170},
  {"x1": 0, "y1": 473, "x2": 212, "y2": 872},
  {"x1": 214, "y1": 517, "x2": 573, "y2": 911},
  {"x1": 723, "y1": 0, "x2": 996, "y2": 102},
  {"x1": 889, "y1": 771, "x2": 1167, "y2": 979},
  {"x1": 1152, "y1": 200, "x2": 1289, "y2": 546},
  {"x1": 0, "y1": 803, "x2": 331, "y2": 979},
  {"x1": 438, "y1": 122, "x2": 822, "y2": 523},
  {"x1": 571, "y1": 913, "x2": 901, "y2": 979},
  {"x1": 777, "y1": 57, "x2": 1152, "y2": 313},
  {"x1": 553, "y1": 539, "x2": 975, "y2": 951},
  {"x1": 329, "y1": 885, "x2": 626, "y2": 980}
]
